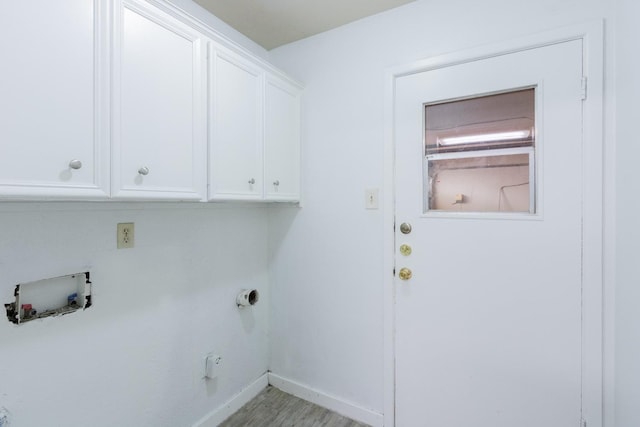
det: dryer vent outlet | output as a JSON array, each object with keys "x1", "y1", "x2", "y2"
[{"x1": 236, "y1": 289, "x2": 259, "y2": 307}]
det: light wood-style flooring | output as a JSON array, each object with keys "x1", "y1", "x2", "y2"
[{"x1": 220, "y1": 386, "x2": 371, "y2": 427}]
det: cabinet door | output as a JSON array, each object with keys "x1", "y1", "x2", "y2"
[
  {"x1": 209, "y1": 46, "x2": 264, "y2": 200},
  {"x1": 0, "y1": 0, "x2": 109, "y2": 199},
  {"x1": 264, "y1": 75, "x2": 301, "y2": 201},
  {"x1": 112, "y1": 0, "x2": 206, "y2": 200}
]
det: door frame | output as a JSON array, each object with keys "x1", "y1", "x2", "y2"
[{"x1": 382, "y1": 21, "x2": 605, "y2": 427}]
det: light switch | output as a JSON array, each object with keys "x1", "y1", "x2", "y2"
[{"x1": 365, "y1": 189, "x2": 379, "y2": 209}]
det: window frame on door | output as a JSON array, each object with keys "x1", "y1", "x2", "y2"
[{"x1": 420, "y1": 85, "x2": 544, "y2": 220}]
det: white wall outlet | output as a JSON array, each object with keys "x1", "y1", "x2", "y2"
[
  {"x1": 204, "y1": 354, "x2": 222, "y2": 379},
  {"x1": 365, "y1": 188, "x2": 379, "y2": 209},
  {"x1": 117, "y1": 223, "x2": 135, "y2": 249}
]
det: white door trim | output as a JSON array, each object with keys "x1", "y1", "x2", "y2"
[{"x1": 382, "y1": 21, "x2": 605, "y2": 427}]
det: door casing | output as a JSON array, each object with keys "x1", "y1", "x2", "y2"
[{"x1": 382, "y1": 21, "x2": 605, "y2": 427}]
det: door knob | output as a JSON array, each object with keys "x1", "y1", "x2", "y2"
[
  {"x1": 400, "y1": 244, "x2": 412, "y2": 256},
  {"x1": 399, "y1": 223, "x2": 412, "y2": 234},
  {"x1": 398, "y1": 267, "x2": 412, "y2": 280},
  {"x1": 138, "y1": 166, "x2": 150, "y2": 176},
  {"x1": 273, "y1": 180, "x2": 280, "y2": 186},
  {"x1": 248, "y1": 178, "x2": 256, "y2": 185}
]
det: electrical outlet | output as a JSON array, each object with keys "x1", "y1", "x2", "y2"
[
  {"x1": 204, "y1": 354, "x2": 222, "y2": 379},
  {"x1": 117, "y1": 223, "x2": 134, "y2": 249}
]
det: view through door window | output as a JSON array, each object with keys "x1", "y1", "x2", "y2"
[{"x1": 424, "y1": 88, "x2": 536, "y2": 213}]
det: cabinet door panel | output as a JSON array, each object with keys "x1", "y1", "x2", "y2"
[
  {"x1": 264, "y1": 76, "x2": 301, "y2": 201},
  {"x1": 112, "y1": 1, "x2": 206, "y2": 200},
  {"x1": 0, "y1": 0, "x2": 109, "y2": 198},
  {"x1": 209, "y1": 48, "x2": 263, "y2": 200}
]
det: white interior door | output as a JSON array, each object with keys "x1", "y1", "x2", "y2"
[{"x1": 394, "y1": 40, "x2": 585, "y2": 426}]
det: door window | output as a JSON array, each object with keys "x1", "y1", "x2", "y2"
[{"x1": 424, "y1": 89, "x2": 535, "y2": 213}]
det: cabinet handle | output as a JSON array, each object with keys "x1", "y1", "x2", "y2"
[
  {"x1": 248, "y1": 178, "x2": 255, "y2": 185},
  {"x1": 273, "y1": 180, "x2": 280, "y2": 186},
  {"x1": 69, "y1": 159, "x2": 82, "y2": 170},
  {"x1": 138, "y1": 166, "x2": 150, "y2": 176}
]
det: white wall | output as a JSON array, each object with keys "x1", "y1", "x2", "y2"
[
  {"x1": 615, "y1": 0, "x2": 640, "y2": 426},
  {"x1": 268, "y1": 0, "x2": 614, "y2": 419},
  {"x1": 0, "y1": 203, "x2": 270, "y2": 426}
]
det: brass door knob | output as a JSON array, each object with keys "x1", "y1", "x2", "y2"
[
  {"x1": 399, "y1": 244, "x2": 412, "y2": 256},
  {"x1": 398, "y1": 267, "x2": 412, "y2": 280}
]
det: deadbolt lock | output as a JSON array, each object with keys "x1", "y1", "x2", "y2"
[
  {"x1": 398, "y1": 267, "x2": 412, "y2": 280},
  {"x1": 399, "y1": 244, "x2": 412, "y2": 256},
  {"x1": 399, "y1": 223, "x2": 412, "y2": 234}
]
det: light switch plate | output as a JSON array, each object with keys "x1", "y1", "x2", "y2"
[{"x1": 365, "y1": 189, "x2": 379, "y2": 209}]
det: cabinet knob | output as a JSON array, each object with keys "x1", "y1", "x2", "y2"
[
  {"x1": 69, "y1": 159, "x2": 82, "y2": 170},
  {"x1": 273, "y1": 180, "x2": 280, "y2": 186},
  {"x1": 248, "y1": 178, "x2": 255, "y2": 185},
  {"x1": 138, "y1": 166, "x2": 150, "y2": 176}
]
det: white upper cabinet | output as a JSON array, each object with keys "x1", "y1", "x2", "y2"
[
  {"x1": 209, "y1": 46, "x2": 302, "y2": 202},
  {"x1": 0, "y1": 0, "x2": 109, "y2": 199},
  {"x1": 264, "y1": 75, "x2": 301, "y2": 201},
  {"x1": 209, "y1": 46, "x2": 264, "y2": 200},
  {"x1": 0, "y1": 0, "x2": 300, "y2": 203},
  {"x1": 112, "y1": 0, "x2": 207, "y2": 200}
]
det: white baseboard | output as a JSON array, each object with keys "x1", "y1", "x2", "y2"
[
  {"x1": 193, "y1": 373, "x2": 269, "y2": 427},
  {"x1": 268, "y1": 373, "x2": 384, "y2": 427}
]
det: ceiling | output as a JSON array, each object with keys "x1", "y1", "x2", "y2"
[{"x1": 193, "y1": 0, "x2": 418, "y2": 50}]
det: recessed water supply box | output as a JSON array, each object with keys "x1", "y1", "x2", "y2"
[{"x1": 4, "y1": 272, "x2": 92, "y2": 325}]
